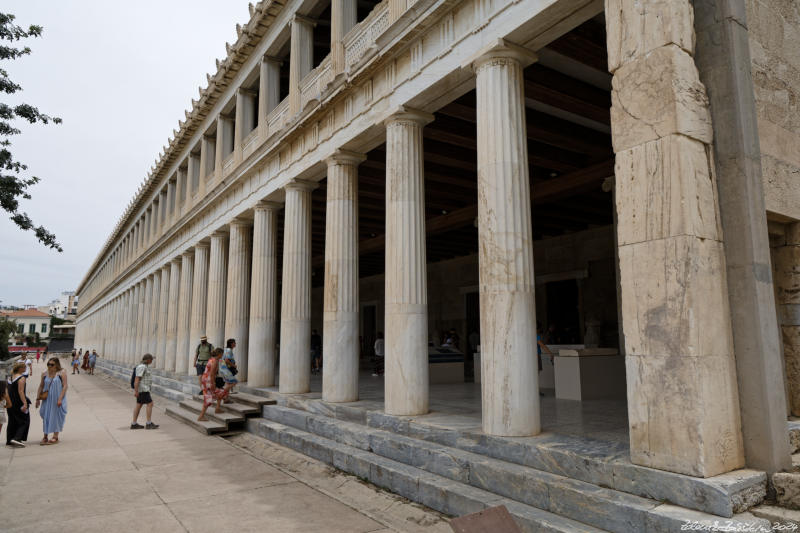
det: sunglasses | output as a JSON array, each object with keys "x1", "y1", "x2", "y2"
[{"x1": 47, "y1": 363, "x2": 55, "y2": 367}]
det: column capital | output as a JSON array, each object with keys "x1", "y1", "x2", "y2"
[
  {"x1": 181, "y1": 249, "x2": 194, "y2": 259},
  {"x1": 211, "y1": 229, "x2": 229, "y2": 240},
  {"x1": 383, "y1": 106, "x2": 434, "y2": 127},
  {"x1": 255, "y1": 200, "x2": 283, "y2": 212},
  {"x1": 170, "y1": 257, "x2": 182, "y2": 266},
  {"x1": 467, "y1": 39, "x2": 537, "y2": 71},
  {"x1": 326, "y1": 149, "x2": 366, "y2": 166},
  {"x1": 284, "y1": 178, "x2": 318, "y2": 193},
  {"x1": 262, "y1": 55, "x2": 283, "y2": 66},
  {"x1": 194, "y1": 240, "x2": 211, "y2": 250},
  {"x1": 292, "y1": 14, "x2": 317, "y2": 27},
  {"x1": 229, "y1": 216, "x2": 253, "y2": 228}
]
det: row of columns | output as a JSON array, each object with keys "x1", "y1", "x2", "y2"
[{"x1": 78, "y1": 42, "x2": 541, "y2": 441}]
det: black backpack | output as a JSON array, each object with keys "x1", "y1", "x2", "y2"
[{"x1": 130, "y1": 366, "x2": 138, "y2": 389}]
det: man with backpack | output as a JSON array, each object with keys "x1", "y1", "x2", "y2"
[
  {"x1": 131, "y1": 354, "x2": 159, "y2": 430},
  {"x1": 193, "y1": 336, "x2": 213, "y2": 386}
]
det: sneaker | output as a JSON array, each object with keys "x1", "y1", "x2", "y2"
[
  {"x1": 145, "y1": 422, "x2": 160, "y2": 430},
  {"x1": 9, "y1": 440, "x2": 25, "y2": 448},
  {"x1": 130, "y1": 423, "x2": 144, "y2": 430}
]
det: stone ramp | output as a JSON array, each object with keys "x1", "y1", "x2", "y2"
[{"x1": 255, "y1": 405, "x2": 770, "y2": 533}]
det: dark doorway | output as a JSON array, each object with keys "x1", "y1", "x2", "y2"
[
  {"x1": 362, "y1": 304, "x2": 377, "y2": 362},
  {"x1": 465, "y1": 291, "x2": 480, "y2": 381},
  {"x1": 544, "y1": 280, "x2": 582, "y2": 344}
]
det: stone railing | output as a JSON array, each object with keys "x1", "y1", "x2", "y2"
[
  {"x1": 344, "y1": 0, "x2": 391, "y2": 72},
  {"x1": 267, "y1": 97, "x2": 290, "y2": 137},
  {"x1": 299, "y1": 55, "x2": 333, "y2": 111},
  {"x1": 223, "y1": 154, "x2": 235, "y2": 173}
]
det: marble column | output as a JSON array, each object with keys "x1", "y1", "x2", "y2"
[
  {"x1": 151, "y1": 200, "x2": 160, "y2": 244},
  {"x1": 149, "y1": 269, "x2": 161, "y2": 358},
  {"x1": 134, "y1": 279, "x2": 147, "y2": 361},
  {"x1": 140, "y1": 275, "x2": 153, "y2": 358},
  {"x1": 774, "y1": 223, "x2": 800, "y2": 417},
  {"x1": 384, "y1": 108, "x2": 433, "y2": 416},
  {"x1": 279, "y1": 179, "x2": 317, "y2": 394},
  {"x1": 165, "y1": 258, "x2": 181, "y2": 372},
  {"x1": 175, "y1": 250, "x2": 194, "y2": 375},
  {"x1": 258, "y1": 57, "x2": 281, "y2": 127},
  {"x1": 474, "y1": 42, "x2": 540, "y2": 436},
  {"x1": 606, "y1": 0, "x2": 744, "y2": 477},
  {"x1": 225, "y1": 219, "x2": 252, "y2": 380},
  {"x1": 289, "y1": 15, "x2": 316, "y2": 115},
  {"x1": 322, "y1": 151, "x2": 364, "y2": 402},
  {"x1": 121, "y1": 290, "x2": 131, "y2": 363},
  {"x1": 206, "y1": 231, "x2": 229, "y2": 349},
  {"x1": 127, "y1": 286, "x2": 138, "y2": 365},
  {"x1": 156, "y1": 264, "x2": 171, "y2": 370},
  {"x1": 189, "y1": 243, "x2": 211, "y2": 374},
  {"x1": 331, "y1": 0, "x2": 357, "y2": 74},
  {"x1": 248, "y1": 201, "x2": 281, "y2": 387}
]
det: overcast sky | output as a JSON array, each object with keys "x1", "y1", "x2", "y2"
[{"x1": 0, "y1": 1, "x2": 249, "y2": 307}]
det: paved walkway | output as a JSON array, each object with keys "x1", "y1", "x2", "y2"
[{"x1": 0, "y1": 362, "x2": 450, "y2": 533}]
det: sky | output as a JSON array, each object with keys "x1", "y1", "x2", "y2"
[{"x1": 0, "y1": 1, "x2": 250, "y2": 308}]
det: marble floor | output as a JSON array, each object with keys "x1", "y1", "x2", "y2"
[{"x1": 254, "y1": 369, "x2": 630, "y2": 447}]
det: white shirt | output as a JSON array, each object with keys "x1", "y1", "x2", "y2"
[{"x1": 16, "y1": 358, "x2": 32, "y2": 377}]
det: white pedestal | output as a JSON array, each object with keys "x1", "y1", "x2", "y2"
[{"x1": 554, "y1": 349, "x2": 626, "y2": 401}]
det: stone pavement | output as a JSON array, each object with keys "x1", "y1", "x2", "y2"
[{"x1": 0, "y1": 362, "x2": 450, "y2": 533}]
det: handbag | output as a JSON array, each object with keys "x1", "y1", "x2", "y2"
[
  {"x1": 38, "y1": 375, "x2": 56, "y2": 401},
  {"x1": 215, "y1": 376, "x2": 225, "y2": 389}
]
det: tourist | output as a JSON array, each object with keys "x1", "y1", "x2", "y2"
[
  {"x1": 193, "y1": 336, "x2": 213, "y2": 386},
  {"x1": 16, "y1": 353, "x2": 32, "y2": 378},
  {"x1": 222, "y1": 339, "x2": 238, "y2": 395},
  {"x1": 372, "y1": 332, "x2": 385, "y2": 377},
  {"x1": 198, "y1": 348, "x2": 228, "y2": 421},
  {"x1": 0, "y1": 380, "x2": 8, "y2": 438},
  {"x1": 71, "y1": 350, "x2": 80, "y2": 374},
  {"x1": 310, "y1": 329, "x2": 322, "y2": 374},
  {"x1": 35, "y1": 357, "x2": 68, "y2": 445},
  {"x1": 35, "y1": 350, "x2": 41, "y2": 364},
  {"x1": 131, "y1": 354, "x2": 159, "y2": 430},
  {"x1": 88, "y1": 350, "x2": 97, "y2": 375},
  {"x1": 537, "y1": 324, "x2": 553, "y2": 397},
  {"x1": 81, "y1": 350, "x2": 90, "y2": 371},
  {"x1": 6, "y1": 362, "x2": 31, "y2": 447}
]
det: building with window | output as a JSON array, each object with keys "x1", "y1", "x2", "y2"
[
  {"x1": 2, "y1": 309, "x2": 51, "y2": 344},
  {"x1": 75, "y1": 0, "x2": 800, "y2": 528}
]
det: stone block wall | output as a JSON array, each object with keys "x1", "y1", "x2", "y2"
[{"x1": 747, "y1": 0, "x2": 800, "y2": 220}]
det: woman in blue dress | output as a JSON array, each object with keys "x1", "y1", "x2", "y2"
[{"x1": 34, "y1": 357, "x2": 68, "y2": 445}]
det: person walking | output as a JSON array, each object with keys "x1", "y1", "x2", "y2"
[
  {"x1": 221, "y1": 339, "x2": 238, "y2": 395},
  {"x1": 198, "y1": 348, "x2": 228, "y2": 421},
  {"x1": 310, "y1": 330, "x2": 322, "y2": 374},
  {"x1": 81, "y1": 350, "x2": 90, "y2": 372},
  {"x1": 6, "y1": 362, "x2": 31, "y2": 447},
  {"x1": 35, "y1": 357, "x2": 68, "y2": 445},
  {"x1": 192, "y1": 336, "x2": 214, "y2": 386},
  {"x1": 88, "y1": 350, "x2": 97, "y2": 375},
  {"x1": 131, "y1": 354, "x2": 159, "y2": 430},
  {"x1": 0, "y1": 380, "x2": 8, "y2": 438},
  {"x1": 35, "y1": 351, "x2": 41, "y2": 365},
  {"x1": 16, "y1": 353, "x2": 32, "y2": 378}
]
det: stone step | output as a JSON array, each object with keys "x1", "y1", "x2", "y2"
[
  {"x1": 225, "y1": 391, "x2": 276, "y2": 408},
  {"x1": 260, "y1": 405, "x2": 769, "y2": 533},
  {"x1": 246, "y1": 418, "x2": 610, "y2": 533},
  {"x1": 165, "y1": 404, "x2": 228, "y2": 435},
  {"x1": 789, "y1": 419, "x2": 800, "y2": 454},
  {"x1": 179, "y1": 399, "x2": 246, "y2": 425},
  {"x1": 750, "y1": 504, "x2": 800, "y2": 527},
  {"x1": 261, "y1": 394, "x2": 766, "y2": 518},
  {"x1": 190, "y1": 395, "x2": 261, "y2": 416}
]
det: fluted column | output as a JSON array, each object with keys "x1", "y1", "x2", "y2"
[
  {"x1": 175, "y1": 250, "x2": 194, "y2": 375},
  {"x1": 134, "y1": 280, "x2": 146, "y2": 361},
  {"x1": 156, "y1": 264, "x2": 171, "y2": 370},
  {"x1": 206, "y1": 231, "x2": 229, "y2": 348},
  {"x1": 189, "y1": 243, "x2": 210, "y2": 374},
  {"x1": 279, "y1": 179, "x2": 317, "y2": 393},
  {"x1": 140, "y1": 275, "x2": 153, "y2": 358},
  {"x1": 259, "y1": 57, "x2": 281, "y2": 128},
  {"x1": 289, "y1": 15, "x2": 316, "y2": 115},
  {"x1": 248, "y1": 201, "x2": 281, "y2": 387},
  {"x1": 225, "y1": 219, "x2": 253, "y2": 379},
  {"x1": 331, "y1": 0, "x2": 357, "y2": 74},
  {"x1": 384, "y1": 108, "x2": 433, "y2": 416},
  {"x1": 323, "y1": 151, "x2": 364, "y2": 402},
  {"x1": 149, "y1": 269, "x2": 161, "y2": 358},
  {"x1": 122, "y1": 289, "x2": 132, "y2": 363},
  {"x1": 474, "y1": 43, "x2": 539, "y2": 436},
  {"x1": 165, "y1": 258, "x2": 181, "y2": 372}
]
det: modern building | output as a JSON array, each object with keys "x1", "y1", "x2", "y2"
[
  {"x1": 2, "y1": 309, "x2": 51, "y2": 344},
  {"x1": 46, "y1": 291, "x2": 79, "y2": 320},
  {"x1": 75, "y1": 0, "x2": 800, "y2": 527}
]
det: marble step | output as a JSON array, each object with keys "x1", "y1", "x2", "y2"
[
  {"x1": 259, "y1": 405, "x2": 768, "y2": 533},
  {"x1": 190, "y1": 395, "x2": 261, "y2": 416},
  {"x1": 165, "y1": 404, "x2": 228, "y2": 435},
  {"x1": 179, "y1": 399, "x2": 246, "y2": 425},
  {"x1": 246, "y1": 418, "x2": 610, "y2": 533},
  {"x1": 224, "y1": 392, "x2": 276, "y2": 408}
]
